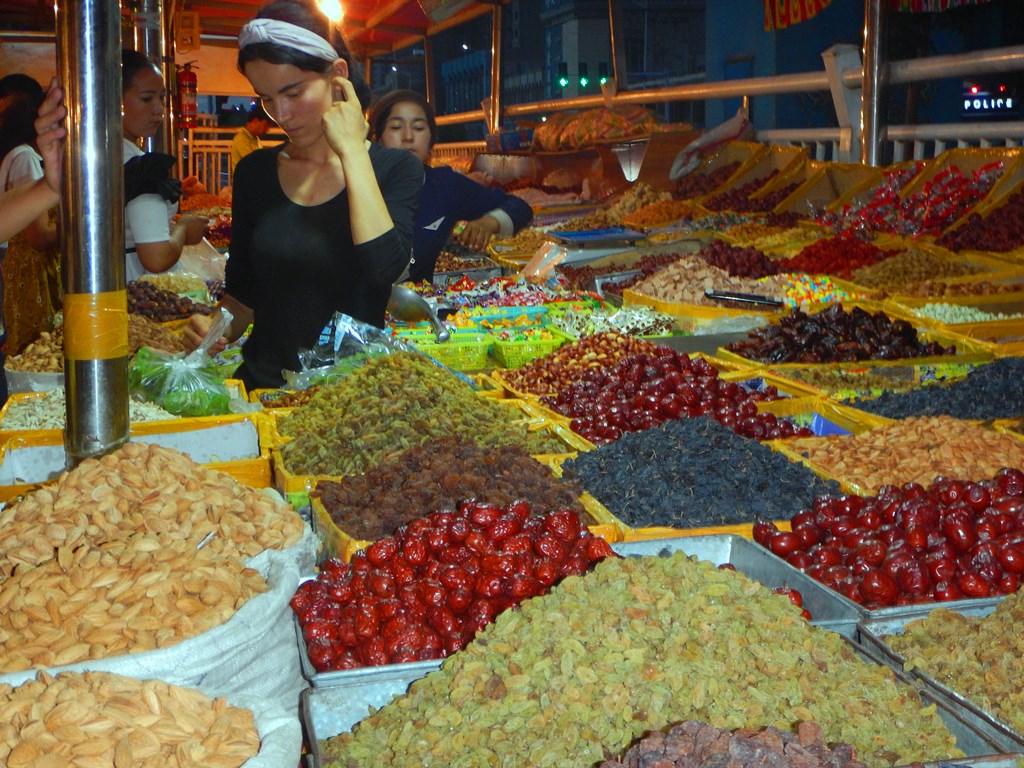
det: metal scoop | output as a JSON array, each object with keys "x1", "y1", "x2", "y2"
[{"x1": 388, "y1": 284, "x2": 451, "y2": 342}]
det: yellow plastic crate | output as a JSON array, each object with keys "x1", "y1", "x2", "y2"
[
  {"x1": 0, "y1": 412, "x2": 270, "y2": 503},
  {"x1": 622, "y1": 287, "x2": 786, "y2": 333},
  {"x1": 270, "y1": 398, "x2": 592, "y2": 499},
  {"x1": 622, "y1": 520, "x2": 792, "y2": 542},
  {"x1": 309, "y1": 464, "x2": 622, "y2": 563},
  {"x1": 774, "y1": 162, "x2": 884, "y2": 216},
  {"x1": 700, "y1": 145, "x2": 809, "y2": 207}
]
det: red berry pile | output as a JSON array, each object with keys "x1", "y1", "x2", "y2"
[
  {"x1": 291, "y1": 501, "x2": 617, "y2": 672},
  {"x1": 755, "y1": 468, "x2": 1024, "y2": 609},
  {"x1": 775, "y1": 236, "x2": 891, "y2": 279},
  {"x1": 541, "y1": 347, "x2": 811, "y2": 445}
]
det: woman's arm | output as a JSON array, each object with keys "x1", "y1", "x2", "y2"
[
  {"x1": 133, "y1": 213, "x2": 208, "y2": 274},
  {"x1": 0, "y1": 179, "x2": 58, "y2": 244}
]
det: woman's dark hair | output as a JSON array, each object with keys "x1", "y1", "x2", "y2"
[
  {"x1": 0, "y1": 74, "x2": 45, "y2": 163},
  {"x1": 121, "y1": 49, "x2": 161, "y2": 94},
  {"x1": 368, "y1": 89, "x2": 437, "y2": 150},
  {"x1": 238, "y1": 0, "x2": 372, "y2": 109}
]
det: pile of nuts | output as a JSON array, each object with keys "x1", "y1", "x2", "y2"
[
  {"x1": 0, "y1": 670, "x2": 259, "y2": 768},
  {"x1": 0, "y1": 443, "x2": 304, "y2": 671}
]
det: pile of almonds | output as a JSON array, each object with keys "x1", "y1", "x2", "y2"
[
  {"x1": 0, "y1": 670, "x2": 259, "y2": 767},
  {"x1": 0, "y1": 443, "x2": 304, "y2": 671},
  {"x1": 0, "y1": 442, "x2": 303, "y2": 568},
  {"x1": 0, "y1": 539, "x2": 267, "y2": 672}
]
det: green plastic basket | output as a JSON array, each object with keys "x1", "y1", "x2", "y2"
[
  {"x1": 491, "y1": 326, "x2": 573, "y2": 368},
  {"x1": 395, "y1": 329, "x2": 491, "y2": 371}
]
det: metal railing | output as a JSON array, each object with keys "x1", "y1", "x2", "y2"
[{"x1": 176, "y1": 43, "x2": 1024, "y2": 192}]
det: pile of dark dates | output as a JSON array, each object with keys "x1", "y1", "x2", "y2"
[{"x1": 726, "y1": 304, "x2": 956, "y2": 364}]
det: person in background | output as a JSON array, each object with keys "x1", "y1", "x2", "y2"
[
  {"x1": 182, "y1": 0, "x2": 423, "y2": 390},
  {"x1": 368, "y1": 88, "x2": 533, "y2": 283},
  {"x1": 121, "y1": 49, "x2": 208, "y2": 282},
  {"x1": 231, "y1": 102, "x2": 273, "y2": 172},
  {"x1": 0, "y1": 73, "x2": 61, "y2": 355},
  {"x1": 0, "y1": 78, "x2": 65, "y2": 405}
]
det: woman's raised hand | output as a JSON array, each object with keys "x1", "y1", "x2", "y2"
[
  {"x1": 322, "y1": 75, "x2": 369, "y2": 159},
  {"x1": 35, "y1": 78, "x2": 67, "y2": 194}
]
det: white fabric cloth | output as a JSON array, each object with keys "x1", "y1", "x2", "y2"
[
  {"x1": 123, "y1": 138, "x2": 178, "y2": 282},
  {"x1": 238, "y1": 18, "x2": 339, "y2": 63},
  {"x1": 0, "y1": 144, "x2": 44, "y2": 251}
]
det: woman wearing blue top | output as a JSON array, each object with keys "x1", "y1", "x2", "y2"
[{"x1": 368, "y1": 89, "x2": 533, "y2": 283}]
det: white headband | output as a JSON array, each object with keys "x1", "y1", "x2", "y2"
[{"x1": 238, "y1": 18, "x2": 339, "y2": 63}]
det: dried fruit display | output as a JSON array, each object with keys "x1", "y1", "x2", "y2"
[
  {"x1": 553, "y1": 183, "x2": 671, "y2": 232},
  {"x1": 703, "y1": 170, "x2": 780, "y2": 212},
  {"x1": 697, "y1": 238, "x2": 780, "y2": 278},
  {"x1": 849, "y1": 249, "x2": 984, "y2": 290},
  {"x1": 278, "y1": 353, "x2": 569, "y2": 476},
  {"x1": 313, "y1": 436, "x2": 590, "y2": 542},
  {"x1": 128, "y1": 279, "x2": 215, "y2": 322},
  {"x1": 774, "y1": 237, "x2": 892, "y2": 279},
  {"x1": 937, "y1": 188, "x2": 1024, "y2": 253},
  {"x1": 851, "y1": 357, "x2": 1024, "y2": 420},
  {"x1": 758, "y1": 468, "x2": 1024, "y2": 608},
  {"x1": 0, "y1": 442, "x2": 304, "y2": 568},
  {"x1": 557, "y1": 252, "x2": 682, "y2": 292},
  {"x1": 291, "y1": 500, "x2": 615, "y2": 670},
  {"x1": 884, "y1": 590, "x2": 1024, "y2": 734},
  {"x1": 563, "y1": 417, "x2": 837, "y2": 529},
  {"x1": 629, "y1": 254, "x2": 787, "y2": 309},
  {"x1": 322, "y1": 552, "x2": 959, "y2": 767},
  {"x1": 787, "y1": 416, "x2": 1024, "y2": 494},
  {"x1": 601, "y1": 721, "x2": 863, "y2": 768},
  {"x1": 541, "y1": 348, "x2": 809, "y2": 445},
  {"x1": 500, "y1": 332, "x2": 658, "y2": 396},
  {"x1": 257, "y1": 386, "x2": 323, "y2": 408},
  {"x1": 725, "y1": 304, "x2": 955, "y2": 365},
  {"x1": 0, "y1": 670, "x2": 259, "y2": 768},
  {"x1": 874, "y1": 279, "x2": 1024, "y2": 299},
  {"x1": 672, "y1": 160, "x2": 741, "y2": 199}
]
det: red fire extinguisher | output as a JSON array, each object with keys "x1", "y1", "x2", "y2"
[{"x1": 176, "y1": 61, "x2": 198, "y2": 130}]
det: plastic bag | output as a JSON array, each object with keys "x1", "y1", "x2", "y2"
[
  {"x1": 669, "y1": 106, "x2": 753, "y2": 181},
  {"x1": 128, "y1": 311, "x2": 234, "y2": 417},
  {"x1": 282, "y1": 312, "x2": 476, "y2": 391}
]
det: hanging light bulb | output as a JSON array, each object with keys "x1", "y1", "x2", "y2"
[{"x1": 318, "y1": 0, "x2": 344, "y2": 23}]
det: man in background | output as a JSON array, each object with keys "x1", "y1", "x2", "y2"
[{"x1": 230, "y1": 103, "x2": 272, "y2": 172}]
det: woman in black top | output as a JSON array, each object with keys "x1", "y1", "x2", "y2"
[{"x1": 184, "y1": 0, "x2": 422, "y2": 389}]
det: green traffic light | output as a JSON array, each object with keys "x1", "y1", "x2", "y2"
[
  {"x1": 558, "y1": 76, "x2": 569, "y2": 87},
  {"x1": 599, "y1": 76, "x2": 608, "y2": 85},
  {"x1": 579, "y1": 76, "x2": 589, "y2": 87}
]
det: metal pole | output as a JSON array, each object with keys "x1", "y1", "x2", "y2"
[
  {"x1": 489, "y1": 4, "x2": 502, "y2": 134},
  {"x1": 608, "y1": 0, "x2": 628, "y2": 90},
  {"x1": 56, "y1": 0, "x2": 131, "y2": 467},
  {"x1": 861, "y1": 0, "x2": 889, "y2": 165},
  {"x1": 424, "y1": 35, "x2": 435, "y2": 106},
  {"x1": 133, "y1": 0, "x2": 167, "y2": 153}
]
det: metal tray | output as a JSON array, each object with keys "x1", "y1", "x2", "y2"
[
  {"x1": 852, "y1": 638, "x2": 1024, "y2": 759},
  {"x1": 553, "y1": 227, "x2": 646, "y2": 247},
  {"x1": 298, "y1": 618, "x2": 1017, "y2": 767},
  {"x1": 861, "y1": 595, "x2": 1005, "y2": 622},
  {"x1": 294, "y1": 611, "x2": 442, "y2": 688},
  {"x1": 612, "y1": 534, "x2": 865, "y2": 637},
  {"x1": 857, "y1": 601, "x2": 1024, "y2": 751},
  {"x1": 302, "y1": 672, "x2": 439, "y2": 767}
]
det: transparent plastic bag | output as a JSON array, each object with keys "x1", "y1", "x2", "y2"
[
  {"x1": 669, "y1": 106, "x2": 753, "y2": 181},
  {"x1": 281, "y1": 312, "x2": 476, "y2": 390},
  {"x1": 128, "y1": 311, "x2": 234, "y2": 417}
]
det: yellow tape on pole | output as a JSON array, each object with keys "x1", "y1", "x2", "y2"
[{"x1": 63, "y1": 291, "x2": 129, "y2": 360}]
